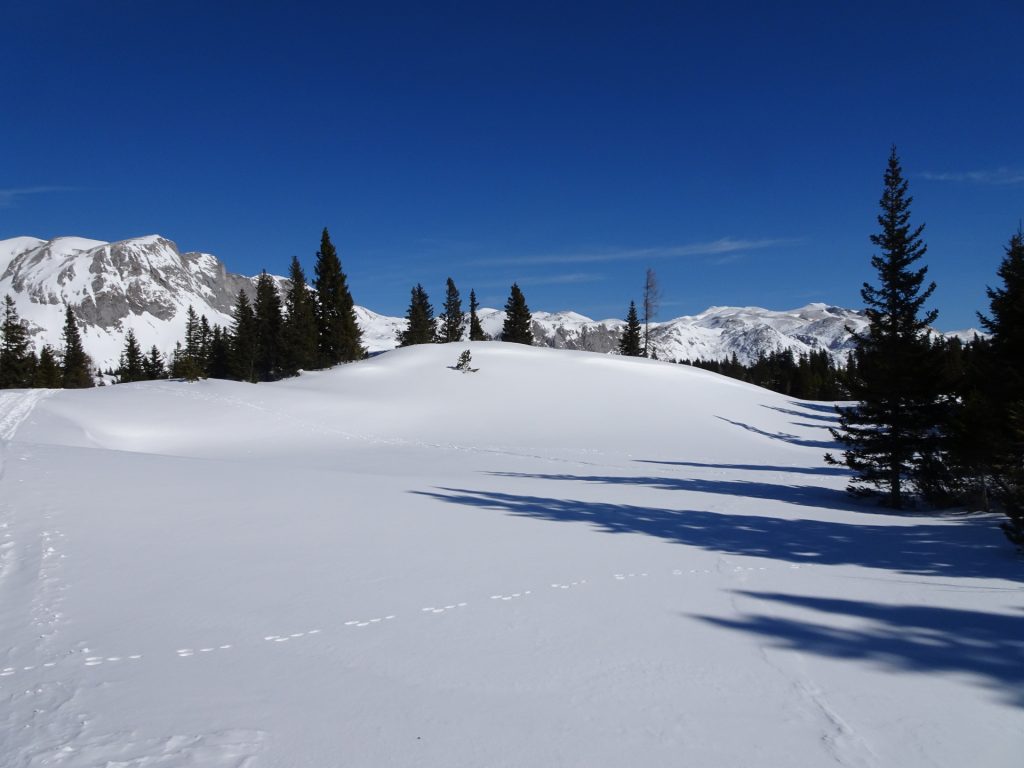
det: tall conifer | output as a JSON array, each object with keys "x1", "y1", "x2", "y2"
[
  {"x1": 313, "y1": 228, "x2": 364, "y2": 365},
  {"x1": 229, "y1": 289, "x2": 258, "y2": 382},
  {"x1": 118, "y1": 329, "x2": 146, "y2": 383},
  {"x1": 254, "y1": 271, "x2": 284, "y2": 381},
  {"x1": 397, "y1": 284, "x2": 435, "y2": 346},
  {"x1": 35, "y1": 345, "x2": 62, "y2": 388},
  {"x1": 826, "y1": 148, "x2": 942, "y2": 508},
  {"x1": 500, "y1": 284, "x2": 533, "y2": 345},
  {"x1": 978, "y1": 230, "x2": 1024, "y2": 545},
  {"x1": 281, "y1": 256, "x2": 319, "y2": 374},
  {"x1": 436, "y1": 277, "x2": 466, "y2": 343},
  {"x1": 469, "y1": 289, "x2": 486, "y2": 341},
  {"x1": 60, "y1": 306, "x2": 93, "y2": 389},
  {"x1": 618, "y1": 301, "x2": 643, "y2": 357},
  {"x1": 0, "y1": 294, "x2": 33, "y2": 388}
]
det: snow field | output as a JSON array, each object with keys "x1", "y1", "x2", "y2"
[{"x1": 0, "y1": 344, "x2": 1020, "y2": 767}]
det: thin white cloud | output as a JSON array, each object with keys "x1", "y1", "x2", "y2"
[
  {"x1": 475, "y1": 272, "x2": 605, "y2": 289},
  {"x1": 473, "y1": 237, "x2": 800, "y2": 267},
  {"x1": 0, "y1": 185, "x2": 77, "y2": 208},
  {"x1": 920, "y1": 168, "x2": 1024, "y2": 185}
]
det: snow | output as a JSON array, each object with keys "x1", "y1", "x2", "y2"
[{"x1": 1, "y1": 343, "x2": 1020, "y2": 767}]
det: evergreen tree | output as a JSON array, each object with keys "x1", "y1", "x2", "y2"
[
  {"x1": 469, "y1": 289, "x2": 486, "y2": 341},
  {"x1": 281, "y1": 256, "x2": 319, "y2": 375},
  {"x1": 436, "y1": 277, "x2": 466, "y2": 343},
  {"x1": 143, "y1": 345, "x2": 166, "y2": 380},
  {"x1": 313, "y1": 228, "x2": 364, "y2": 365},
  {"x1": 60, "y1": 305, "x2": 94, "y2": 389},
  {"x1": 0, "y1": 294, "x2": 33, "y2": 388},
  {"x1": 118, "y1": 329, "x2": 146, "y2": 383},
  {"x1": 977, "y1": 230, "x2": 1024, "y2": 546},
  {"x1": 229, "y1": 289, "x2": 258, "y2": 382},
  {"x1": 500, "y1": 283, "x2": 534, "y2": 345},
  {"x1": 253, "y1": 270, "x2": 284, "y2": 381},
  {"x1": 34, "y1": 345, "x2": 62, "y2": 388},
  {"x1": 206, "y1": 325, "x2": 231, "y2": 379},
  {"x1": 174, "y1": 305, "x2": 205, "y2": 382},
  {"x1": 618, "y1": 300, "x2": 643, "y2": 356},
  {"x1": 397, "y1": 284, "x2": 435, "y2": 346},
  {"x1": 826, "y1": 148, "x2": 942, "y2": 508}
]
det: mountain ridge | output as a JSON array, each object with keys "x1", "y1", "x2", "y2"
[{"x1": 0, "y1": 234, "x2": 979, "y2": 370}]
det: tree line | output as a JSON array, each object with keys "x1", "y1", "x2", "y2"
[{"x1": 817, "y1": 148, "x2": 1023, "y2": 548}]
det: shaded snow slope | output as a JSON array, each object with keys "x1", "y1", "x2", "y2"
[{"x1": 1, "y1": 344, "x2": 1020, "y2": 767}]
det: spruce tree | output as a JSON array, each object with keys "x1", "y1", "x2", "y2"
[
  {"x1": 978, "y1": 230, "x2": 1024, "y2": 545},
  {"x1": 397, "y1": 284, "x2": 435, "y2": 346},
  {"x1": 253, "y1": 270, "x2": 284, "y2": 381},
  {"x1": 500, "y1": 283, "x2": 533, "y2": 345},
  {"x1": 281, "y1": 256, "x2": 319, "y2": 374},
  {"x1": 436, "y1": 277, "x2": 466, "y2": 343},
  {"x1": 618, "y1": 300, "x2": 643, "y2": 356},
  {"x1": 35, "y1": 345, "x2": 62, "y2": 388},
  {"x1": 205, "y1": 326, "x2": 231, "y2": 379},
  {"x1": 143, "y1": 345, "x2": 166, "y2": 380},
  {"x1": 229, "y1": 289, "x2": 258, "y2": 382},
  {"x1": 313, "y1": 228, "x2": 364, "y2": 365},
  {"x1": 826, "y1": 147, "x2": 942, "y2": 508},
  {"x1": 175, "y1": 306, "x2": 205, "y2": 382},
  {"x1": 0, "y1": 294, "x2": 33, "y2": 388},
  {"x1": 60, "y1": 305, "x2": 94, "y2": 389},
  {"x1": 118, "y1": 329, "x2": 146, "y2": 383},
  {"x1": 469, "y1": 289, "x2": 486, "y2": 341}
]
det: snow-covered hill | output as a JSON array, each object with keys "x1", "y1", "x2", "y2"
[
  {"x1": 0, "y1": 344, "x2": 1018, "y2": 767},
  {"x1": 1, "y1": 235, "x2": 975, "y2": 370}
]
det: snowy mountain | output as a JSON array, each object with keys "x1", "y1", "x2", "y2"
[
  {"x1": 0, "y1": 343, "x2": 1018, "y2": 767},
  {"x1": 0, "y1": 234, "x2": 969, "y2": 370}
]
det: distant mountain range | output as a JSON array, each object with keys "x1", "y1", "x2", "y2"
[{"x1": 0, "y1": 235, "x2": 980, "y2": 371}]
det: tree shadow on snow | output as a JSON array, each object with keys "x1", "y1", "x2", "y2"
[
  {"x1": 487, "y1": 471, "x2": 853, "y2": 510},
  {"x1": 715, "y1": 416, "x2": 838, "y2": 450},
  {"x1": 761, "y1": 404, "x2": 840, "y2": 424},
  {"x1": 411, "y1": 487, "x2": 1021, "y2": 583},
  {"x1": 635, "y1": 459, "x2": 849, "y2": 478},
  {"x1": 696, "y1": 592, "x2": 1024, "y2": 708}
]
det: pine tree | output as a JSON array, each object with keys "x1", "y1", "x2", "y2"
[
  {"x1": 977, "y1": 230, "x2": 1024, "y2": 546},
  {"x1": 143, "y1": 345, "x2": 166, "y2": 380},
  {"x1": 436, "y1": 277, "x2": 466, "y2": 343},
  {"x1": 826, "y1": 147, "x2": 942, "y2": 508},
  {"x1": 469, "y1": 289, "x2": 486, "y2": 341},
  {"x1": 253, "y1": 271, "x2": 284, "y2": 381},
  {"x1": 500, "y1": 283, "x2": 533, "y2": 345},
  {"x1": 281, "y1": 256, "x2": 319, "y2": 375},
  {"x1": 118, "y1": 329, "x2": 146, "y2": 383},
  {"x1": 206, "y1": 325, "x2": 231, "y2": 379},
  {"x1": 397, "y1": 284, "x2": 435, "y2": 346},
  {"x1": 618, "y1": 300, "x2": 643, "y2": 356},
  {"x1": 175, "y1": 305, "x2": 205, "y2": 382},
  {"x1": 313, "y1": 228, "x2": 364, "y2": 365},
  {"x1": 60, "y1": 305, "x2": 93, "y2": 388},
  {"x1": 229, "y1": 289, "x2": 258, "y2": 382},
  {"x1": 34, "y1": 345, "x2": 62, "y2": 388},
  {"x1": 0, "y1": 294, "x2": 33, "y2": 388}
]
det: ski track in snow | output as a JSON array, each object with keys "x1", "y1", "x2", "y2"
[
  {"x1": 0, "y1": 389, "x2": 51, "y2": 443},
  {"x1": 0, "y1": 561, "x2": 816, "y2": 684}
]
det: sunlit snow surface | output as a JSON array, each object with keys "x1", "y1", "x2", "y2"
[{"x1": 0, "y1": 344, "x2": 1020, "y2": 767}]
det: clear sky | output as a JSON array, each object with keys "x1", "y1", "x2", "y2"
[{"x1": 2, "y1": 1, "x2": 1022, "y2": 329}]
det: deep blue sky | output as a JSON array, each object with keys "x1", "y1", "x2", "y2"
[{"x1": 2, "y1": 1, "x2": 1022, "y2": 329}]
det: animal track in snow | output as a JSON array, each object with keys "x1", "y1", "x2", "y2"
[
  {"x1": 613, "y1": 572, "x2": 649, "y2": 580},
  {"x1": 489, "y1": 591, "x2": 531, "y2": 601},
  {"x1": 551, "y1": 580, "x2": 587, "y2": 590},
  {"x1": 422, "y1": 603, "x2": 468, "y2": 614}
]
